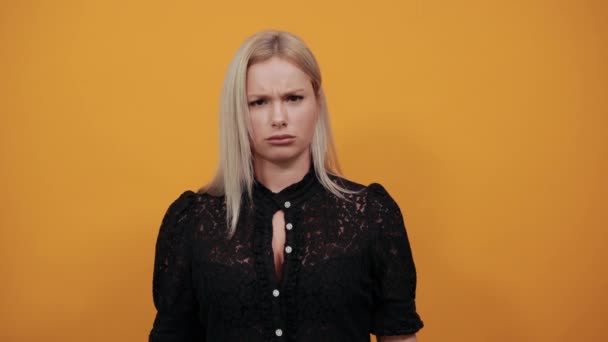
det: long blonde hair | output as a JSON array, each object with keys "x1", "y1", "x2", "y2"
[{"x1": 199, "y1": 29, "x2": 359, "y2": 239}]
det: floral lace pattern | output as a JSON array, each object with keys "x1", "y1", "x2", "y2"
[{"x1": 149, "y1": 166, "x2": 424, "y2": 341}]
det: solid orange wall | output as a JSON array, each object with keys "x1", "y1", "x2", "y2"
[{"x1": 1, "y1": 1, "x2": 606, "y2": 341}]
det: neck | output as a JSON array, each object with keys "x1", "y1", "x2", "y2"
[{"x1": 253, "y1": 152, "x2": 312, "y2": 193}]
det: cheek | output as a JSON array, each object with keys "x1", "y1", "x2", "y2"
[
  {"x1": 248, "y1": 113, "x2": 264, "y2": 141},
  {"x1": 295, "y1": 103, "x2": 319, "y2": 136}
]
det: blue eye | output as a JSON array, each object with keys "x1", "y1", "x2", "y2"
[
  {"x1": 287, "y1": 95, "x2": 304, "y2": 102},
  {"x1": 249, "y1": 99, "x2": 266, "y2": 107}
]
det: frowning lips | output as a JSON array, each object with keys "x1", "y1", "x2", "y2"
[{"x1": 267, "y1": 134, "x2": 295, "y2": 140}]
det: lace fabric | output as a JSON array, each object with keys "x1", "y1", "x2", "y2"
[{"x1": 149, "y1": 167, "x2": 424, "y2": 341}]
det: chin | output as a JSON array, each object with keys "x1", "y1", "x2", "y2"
[{"x1": 259, "y1": 148, "x2": 306, "y2": 163}]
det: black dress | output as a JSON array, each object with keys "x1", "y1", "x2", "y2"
[{"x1": 149, "y1": 165, "x2": 424, "y2": 341}]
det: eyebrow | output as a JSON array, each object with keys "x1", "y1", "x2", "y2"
[{"x1": 247, "y1": 88, "x2": 306, "y2": 99}]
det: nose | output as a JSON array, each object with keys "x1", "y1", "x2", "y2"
[{"x1": 271, "y1": 101, "x2": 287, "y2": 127}]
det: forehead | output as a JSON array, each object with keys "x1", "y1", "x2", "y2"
[{"x1": 246, "y1": 57, "x2": 310, "y2": 92}]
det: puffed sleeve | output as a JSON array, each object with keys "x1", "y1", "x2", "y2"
[
  {"x1": 366, "y1": 183, "x2": 424, "y2": 336},
  {"x1": 149, "y1": 190, "x2": 205, "y2": 342}
]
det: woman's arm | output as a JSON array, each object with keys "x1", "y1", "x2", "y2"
[
  {"x1": 378, "y1": 333, "x2": 417, "y2": 342},
  {"x1": 367, "y1": 183, "x2": 424, "y2": 338},
  {"x1": 149, "y1": 190, "x2": 205, "y2": 341}
]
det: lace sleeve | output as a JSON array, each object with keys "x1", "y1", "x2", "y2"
[
  {"x1": 149, "y1": 190, "x2": 205, "y2": 342},
  {"x1": 367, "y1": 183, "x2": 424, "y2": 336}
]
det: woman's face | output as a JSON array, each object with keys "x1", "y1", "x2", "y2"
[{"x1": 246, "y1": 56, "x2": 319, "y2": 165}]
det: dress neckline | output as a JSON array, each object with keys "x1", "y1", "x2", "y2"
[{"x1": 252, "y1": 164, "x2": 321, "y2": 211}]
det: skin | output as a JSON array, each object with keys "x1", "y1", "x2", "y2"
[
  {"x1": 246, "y1": 55, "x2": 318, "y2": 191},
  {"x1": 245, "y1": 56, "x2": 417, "y2": 342}
]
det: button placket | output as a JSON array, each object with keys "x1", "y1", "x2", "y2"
[
  {"x1": 272, "y1": 198, "x2": 293, "y2": 339},
  {"x1": 249, "y1": 166, "x2": 322, "y2": 341},
  {"x1": 283, "y1": 201, "x2": 294, "y2": 256},
  {"x1": 252, "y1": 167, "x2": 320, "y2": 341}
]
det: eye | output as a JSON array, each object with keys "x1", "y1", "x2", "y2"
[
  {"x1": 286, "y1": 95, "x2": 304, "y2": 102},
  {"x1": 249, "y1": 99, "x2": 266, "y2": 107}
]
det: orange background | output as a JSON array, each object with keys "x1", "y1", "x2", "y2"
[{"x1": 1, "y1": 1, "x2": 606, "y2": 341}]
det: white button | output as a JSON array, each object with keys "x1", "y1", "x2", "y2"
[
  {"x1": 286, "y1": 223, "x2": 293, "y2": 230},
  {"x1": 284, "y1": 201, "x2": 291, "y2": 208},
  {"x1": 285, "y1": 246, "x2": 292, "y2": 254},
  {"x1": 273, "y1": 289, "x2": 280, "y2": 297},
  {"x1": 275, "y1": 328, "x2": 283, "y2": 336}
]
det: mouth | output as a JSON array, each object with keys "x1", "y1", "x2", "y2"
[
  {"x1": 267, "y1": 135, "x2": 295, "y2": 141},
  {"x1": 267, "y1": 135, "x2": 295, "y2": 145}
]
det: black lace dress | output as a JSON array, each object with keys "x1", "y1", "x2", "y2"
[{"x1": 149, "y1": 166, "x2": 424, "y2": 341}]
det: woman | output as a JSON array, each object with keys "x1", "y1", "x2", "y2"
[{"x1": 149, "y1": 29, "x2": 424, "y2": 342}]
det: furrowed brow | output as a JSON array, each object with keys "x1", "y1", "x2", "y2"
[{"x1": 248, "y1": 88, "x2": 305, "y2": 98}]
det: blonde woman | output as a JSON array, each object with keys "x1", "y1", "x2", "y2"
[{"x1": 149, "y1": 29, "x2": 424, "y2": 342}]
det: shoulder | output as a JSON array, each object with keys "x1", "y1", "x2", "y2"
[
  {"x1": 366, "y1": 182, "x2": 397, "y2": 204},
  {"x1": 165, "y1": 189, "x2": 214, "y2": 215},
  {"x1": 326, "y1": 173, "x2": 367, "y2": 194},
  {"x1": 326, "y1": 174, "x2": 401, "y2": 214},
  {"x1": 159, "y1": 189, "x2": 225, "y2": 238},
  {"x1": 167, "y1": 188, "x2": 225, "y2": 212},
  {"x1": 364, "y1": 182, "x2": 403, "y2": 222},
  {"x1": 165, "y1": 190, "x2": 197, "y2": 213},
  {"x1": 158, "y1": 190, "x2": 198, "y2": 230},
  {"x1": 327, "y1": 173, "x2": 396, "y2": 200},
  {"x1": 161, "y1": 190, "x2": 216, "y2": 224}
]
